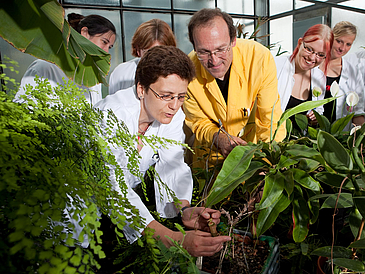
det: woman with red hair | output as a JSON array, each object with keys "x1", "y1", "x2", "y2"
[{"x1": 275, "y1": 24, "x2": 333, "y2": 125}]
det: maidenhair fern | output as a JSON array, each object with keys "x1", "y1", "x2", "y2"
[{"x1": 0, "y1": 63, "x2": 180, "y2": 273}]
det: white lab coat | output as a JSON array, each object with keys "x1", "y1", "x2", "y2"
[
  {"x1": 275, "y1": 55, "x2": 326, "y2": 113},
  {"x1": 95, "y1": 87, "x2": 193, "y2": 243},
  {"x1": 321, "y1": 56, "x2": 365, "y2": 124},
  {"x1": 16, "y1": 59, "x2": 102, "y2": 105},
  {"x1": 108, "y1": 58, "x2": 140, "y2": 95}
]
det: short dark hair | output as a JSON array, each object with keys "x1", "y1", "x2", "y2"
[
  {"x1": 135, "y1": 46, "x2": 195, "y2": 90},
  {"x1": 188, "y1": 8, "x2": 236, "y2": 48},
  {"x1": 67, "y1": 13, "x2": 116, "y2": 36}
]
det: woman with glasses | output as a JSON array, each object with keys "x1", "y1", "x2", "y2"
[
  {"x1": 320, "y1": 21, "x2": 364, "y2": 126},
  {"x1": 95, "y1": 45, "x2": 231, "y2": 257},
  {"x1": 275, "y1": 24, "x2": 333, "y2": 126}
]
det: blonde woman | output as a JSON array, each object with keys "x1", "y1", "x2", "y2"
[{"x1": 320, "y1": 21, "x2": 364, "y2": 126}]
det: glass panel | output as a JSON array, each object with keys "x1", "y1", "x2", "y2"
[
  {"x1": 123, "y1": 12, "x2": 172, "y2": 61},
  {"x1": 174, "y1": 14, "x2": 193, "y2": 55},
  {"x1": 270, "y1": 15, "x2": 293, "y2": 56},
  {"x1": 234, "y1": 19, "x2": 254, "y2": 40},
  {"x1": 64, "y1": 0, "x2": 119, "y2": 6},
  {"x1": 270, "y1": 0, "x2": 293, "y2": 16},
  {"x1": 123, "y1": 0, "x2": 170, "y2": 9},
  {"x1": 338, "y1": 0, "x2": 365, "y2": 9},
  {"x1": 218, "y1": 0, "x2": 254, "y2": 15},
  {"x1": 173, "y1": 0, "x2": 214, "y2": 11},
  {"x1": 332, "y1": 8, "x2": 365, "y2": 55},
  {"x1": 295, "y1": 0, "x2": 314, "y2": 9}
]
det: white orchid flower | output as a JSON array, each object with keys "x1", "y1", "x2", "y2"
[
  {"x1": 312, "y1": 87, "x2": 322, "y2": 98},
  {"x1": 350, "y1": 125, "x2": 361, "y2": 135},
  {"x1": 330, "y1": 81, "x2": 340, "y2": 97},
  {"x1": 346, "y1": 91, "x2": 359, "y2": 112}
]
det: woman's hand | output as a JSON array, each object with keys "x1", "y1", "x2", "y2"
[
  {"x1": 175, "y1": 230, "x2": 231, "y2": 257},
  {"x1": 182, "y1": 207, "x2": 221, "y2": 231},
  {"x1": 307, "y1": 110, "x2": 318, "y2": 125}
]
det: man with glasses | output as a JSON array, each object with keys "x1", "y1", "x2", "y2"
[{"x1": 183, "y1": 8, "x2": 285, "y2": 167}]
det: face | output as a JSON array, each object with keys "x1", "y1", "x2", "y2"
[
  {"x1": 331, "y1": 34, "x2": 356, "y2": 59},
  {"x1": 137, "y1": 74, "x2": 188, "y2": 124},
  {"x1": 81, "y1": 28, "x2": 116, "y2": 53},
  {"x1": 193, "y1": 16, "x2": 236, "y2": 80},
  {"x1": 137, "y1": 41, "x2": 162, "y2": 57},
  {"x1": 295, "y1": 36, "x2": 326, "y2": 72}
]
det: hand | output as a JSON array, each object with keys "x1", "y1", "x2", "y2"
[
  {"x1": 175, "y1": 230, "x2": 231, "y2": 257},
  {"x1": 182, "y1": 207, "x2": 221, "y2": 231},
  {"x1": 213, "y1": 132, "x2": 247, "y2": 158},
  {"x1": 307, "y1": 111, "x2": 318, "y2": 125}
]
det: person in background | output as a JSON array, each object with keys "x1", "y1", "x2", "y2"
[
  {"x1": 322, "y1": 21, "x2": 364, "y2": 127},
  {"x1": 275, "y1": 24, "x2": 333, "y2": 127},
  {"x1": 95, "y1": 45, "x2": 231, "y2": 257},
  {"x1": 108, "y1": 19, "x2": 176, "y2": 95},
  {"x1": 16, "y1": 13, "x2": 116, "y2": 105},
  {"x1": 183, "y1": 8, "x2": 285, "y2": 167}
]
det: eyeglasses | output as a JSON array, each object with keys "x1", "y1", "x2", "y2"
[
  {"x1": 195, "y1": 45, "x2": 231, "y2": 61},
  {"x1": 149, "y1": 87, "x2": 190, "y2": 102},
  {"x1": 302, "y1": 42, "x2": 326, "y2": 59}
]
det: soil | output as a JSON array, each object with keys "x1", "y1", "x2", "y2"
[{"x1": 201, "y1": 234, "x2": 270, "y2": 274}]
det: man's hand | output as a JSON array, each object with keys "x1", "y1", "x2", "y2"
[
  {"x1": 175, "y1": 230, "x2": 231, "y2": 257},
  {"x1": 182, "y1": 207, "x2": 220, "y2": 231},
  {"x1": 213, "y1": 132, "x2": 247, "y2": 158}
]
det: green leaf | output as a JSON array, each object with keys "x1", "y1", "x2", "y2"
[
  {"x1": 206, "y1": 145, "x2": 263, "y2": 207},
  {"x1": 315, "y1": 172, "x2": 352, "y2": 189},
  {"x1": 332, "y1": 258, "x2": 365, "y2": 272},
  {"x1": 353, "y1": 192, "x2": 365, "y2": 219},
  {"x1": 292, "y1": 169, "x2": 320, "y2": 192},
  {"x1": 292, "y1": 193, "x2": 310, "y2": 242},
  {"x1": 349, "y1": 209, "x2": 365, "y2": 240},
  {"x1": 314, "y1": 110, "x2": 331, "y2": 132},
  {"x1": 0, "y1": 0, "x2": 111, "y2": 86},
  {"x1": 311, "y1": 246, "x2": 352, "y2": 258},
  {"x1": 331, "y1": 113, "x2": 354, "y2": 135},
  {"x1": 317, "y1": 130, "x2": 353, "y2": 173},
  {"x1": 285, "y1": 144, "x2": 321, "y2": 158},
  {"x1": 255, "y1": 193, "x2": 290, "y2": 237},
  {"x1": 321, "y1": 193, "x2": 353, "y2": 209},
  {"x1": 257, "y1": 172, "x2": 285, "y2": 210},
  {"x1": 307, "y1": 126, "x2": 318, "y2": 139},
  {"x1": 295, "y1": 114, "x2": 308, "y2": 131},
  {"x1": 273, "y1": 97, "x2": 337, "y2": 140},
  {"x1": 277, "y1": 155, "x2": 298, "y2": 170},
  {"x1": 282, "y1": 170, "x2": 294, "y2": 196}
]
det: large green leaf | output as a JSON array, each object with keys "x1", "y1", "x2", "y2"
[
  {"x1": 292, "y1": 192, "x2": 310, "y2": 242},
  {"x1": 256, "y1": 172, "x2": 285, "y2": 210},
  {"x1": 292, "y1": 169, "x2": 320, "y2": 192},
  {"x1": 205, "y1": 145, "x2": 263, "y2": 207},
  {"x1": 349, "y1": 209, "x2": 365, "y2": 240},
  {"x1": 349, "y1": 238, "x2": 365, "y2": 249},
  {"x1": 273, "y1": 97, "x2": 337, "y2": 140},
  {"x1": 285, "y1": 144, "x2": 321, "y2": 158},
  {"x1": 0, "y1": 0, "x2": 111, "y2": 87},
  {"x1": 330, "y1": 113, "x2": 354, "y2": 135},
  {"x1": 255, "y1": 193, "x2": 291, "y2": 237},
  {"x1": 332, "y1": 258, "x2": 365, "y2": 272},
  {"x1": 315, "y1": 172, "x2": 353, "y2": 190},
  {"x1": 295, "y1": 113, "x2": 308, "y2": 131},
  {"x1": 311, "y1": 246, "x2": 352, "y2": 258},
  {"x1": 314, "y1": 110, "x2": 331, "y2": 132},
  {"x1": 321, "y1": 193, "x2": 353, "y2": 209},
  {"x1": 317, "y1": 131, "x2": 353, "y2": 173}
]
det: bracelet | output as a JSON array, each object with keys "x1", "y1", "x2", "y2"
[{"x1": 177, "y1": 206, "x2": 189, "y2": 224}]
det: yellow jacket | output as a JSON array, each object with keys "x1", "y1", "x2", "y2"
[{"x1": 184, "y1": 39, "x2": 286, "y2": 166}]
